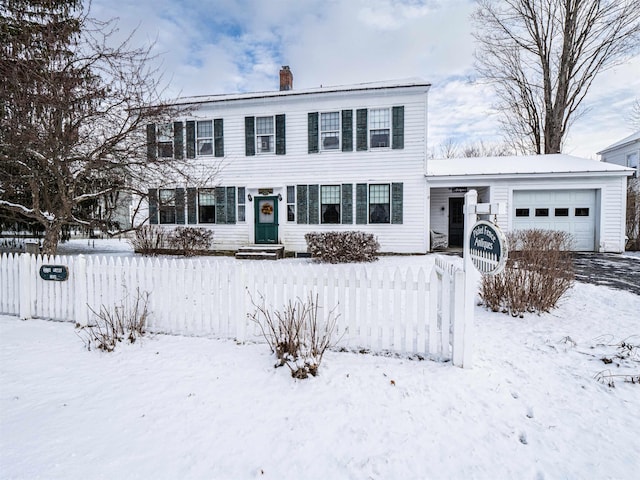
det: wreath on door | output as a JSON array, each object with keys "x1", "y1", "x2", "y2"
[{"x1": 261, "y1": 203, "x2": 274, "y2": 215}]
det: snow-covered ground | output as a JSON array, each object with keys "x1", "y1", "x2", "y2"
[{"x1": 1, "y1": 246, "x2": 639, "y2": 479}]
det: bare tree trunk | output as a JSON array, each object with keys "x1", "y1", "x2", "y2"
[{"x1": 42, "y1": 222, "x2": 62, "y2": 256}]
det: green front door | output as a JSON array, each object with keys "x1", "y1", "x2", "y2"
[{"x1": 255, "y1": 196, "x2": 279, "y2": 244}]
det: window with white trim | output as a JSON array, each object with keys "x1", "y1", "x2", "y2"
[
  {"x1": 197, "y1": 120, "x2": 213, "y2": 156},
  {"x1": 237, "y1": 187, "x2": 246, "y2": 222},
  {"x1": 369, "y1": 184, "x2": 390, "y2": 223},
  {"x1": 256, "y1": 116, "x2": 274, "y2": 153},
  {"x1": 369, "y1": 108, "x2": 390, "y2": 148},
  {"x1": 198, "y1": 189, "x2": 216, "y2": 223},
  {"x1": 321, "y1": 112, "x2": 340, "y2": 150},
  {"x1": 157, "y1": 124, "x2": 173, "y2": 158},
  {"x1": 287, "y1": 185, "x2": 295, "y2": 222},
  {"x1": 159, "y1": 189, "x2": 176, "y2": 224},
  {"x1": 627, "y1": 152, "x2": 639, "y2": 169},
  {"x1": 321, "y1": 185, "x2": 340, "y2": 224}
]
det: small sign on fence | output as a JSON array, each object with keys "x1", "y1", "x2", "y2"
[
  {"x1": 469, "y1": 220, "x2": 507, "y2": 275},
  {"x1": 39, "y1": 265, "x2": 69, "y2": 281}
]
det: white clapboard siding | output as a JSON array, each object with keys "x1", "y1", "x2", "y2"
[{"x1": 1, "y1": 253, "x2": 471, "y2": 366}]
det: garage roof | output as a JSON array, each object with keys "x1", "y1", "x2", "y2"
[{"x1": 426, "y1": 154, "x2": 633, "y2": 178}]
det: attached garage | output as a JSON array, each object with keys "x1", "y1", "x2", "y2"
[
  {"x1": 426, "y1": 154, "x2": 633, "y2": 253},
  {"x1": 512, "y1": 189, "x2": 597, "y2": 251}
]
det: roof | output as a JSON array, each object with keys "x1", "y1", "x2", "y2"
[
  {"x1": 426, "y1": 154, "x2": 633, "y2": 178},
  {"x1": 166, "y1": 78, "x2": 431, "y2": 107},
  {"x1": 597, "y1": 130, "x2": 640, "y2": 155}
]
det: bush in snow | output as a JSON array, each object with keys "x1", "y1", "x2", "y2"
[
  {"x1": 167, "y1": 227, "x2": 214, "y2": 256},
  {"x1": 249, "y1": 293, "x2": 339, "y2": 379},
  {"x1": 305, "y1": 231, "x2": 380, "y2": 263},
  {"x1": 129, "y1": 225, "x2": 166, "y2": 256},
  {"x1": 77, "y1": 288, "x2": 150, "y2": 352},
  {"x1": 480, "y1": 229, "x2": 574, "y2": 316}
]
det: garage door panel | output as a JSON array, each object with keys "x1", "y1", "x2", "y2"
[{"x1": 513, "y1": 189, "x2": 596, "y2": 251}]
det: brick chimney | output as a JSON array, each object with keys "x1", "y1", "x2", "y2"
[{"x1": 279, "y1": 65, "x2": 293, "y2": 91}]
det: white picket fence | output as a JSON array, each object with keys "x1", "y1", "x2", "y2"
[{"x1": 0, "y1": 253, "x2": 472, "y2": 366}]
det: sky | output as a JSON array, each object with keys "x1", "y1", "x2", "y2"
[{"x1": 91, "y1": 0, "x2": 640, "y2": 159}]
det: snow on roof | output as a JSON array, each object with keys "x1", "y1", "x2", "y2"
[
  {"x1": 167, "y1": 78, "x2": 431, "y2": 106},
  {"x1": 426, "y1": 153, "x2": 633, "y2": 178},
  {"x1": 597, "y1": 130, "x2": 640, "y2": 154}
]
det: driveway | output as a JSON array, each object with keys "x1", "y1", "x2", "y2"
[{"x1": 572, "y1": 253, "x2": 640, "y2": 296}]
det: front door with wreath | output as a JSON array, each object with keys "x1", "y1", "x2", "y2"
[{"x1": 254, "y1": 196, "x2": 278, "y2": 244}]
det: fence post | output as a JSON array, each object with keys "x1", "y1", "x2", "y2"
[
  {"x1": 461, "y1": 189, "x2": 478, "y2": 368},
  {"x1": 74, "y1": 255, "x2": 89, "y2": 326},
  {"x1": 19, "y1": 253, "x2": 33, "y2": 320}
]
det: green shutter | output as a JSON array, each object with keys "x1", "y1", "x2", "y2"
[
  {"x1": 341, "y1": 184, "x2": 353, "y2": 224},
  {"x1": 214, "y1": 119, "x2": 224, "y2": 157},
  {"x1": 391, "y1": 182, "x2": 403, "y2": 224},
  {"x1": 146, "y1": 124, "x2": 156, "y2": 160},
  {"x1": 276, "y1": 114, "x2": 286, "y2": 155},
  {"x1": 173, "y1": 121, "x2": 184, "y2": 159},
  {"x1": 226, "y1": 186, "x2": 236, "y2": 224},
  {"x1": 148, "y1": 188, "x2": 158, "y2": 224},
  {"x1": 297, "y1": 185, "x2": 308, "y2": 224},
  {"x1": 308, "y1": 184, "x2": 319, "y2": 224},
  {"x1": 245, "y1": 117, "x2": 255, "y2": 156},
  {"x1": 392, "y1": 106, "x2": 404, "y2": 150},
  {"x1": 342, "y1": 110, "x2": 353, "y2": 152},
  {"x1": 186, "y1": 121, "x2": 196, "y2": 158},
  {"x1": 175, "y1": 188, "x2": 185, "y2": 224},
  {"x1": 356, "y1": 183, "x2": 368, "y2": 224},
  {"x1": 356, "y1": 109, "x2": 368, "y2": 151},
  {"x1": 308, "y1": 112, "x2": 319, "y2": 153},
  {"x1": 187, "y1": 188, "x2": 197, "y2": 224},
  {"x1": 215, "y1": 186, "x2": 226, "y2": 224}
]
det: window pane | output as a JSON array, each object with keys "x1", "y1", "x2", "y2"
[
  {"x1": 237, "y1": 205, "x2": 245, "y2": 222},
  {"x1": 321, "y1": 185, "x2": 340, "y2": 203},
  {"x1": 369, "y1": 109, "x2": 390, "y2": 128},
  {"x1": 197, "y1": 120, "x2": 212, "y2": 138},
  {"x1": 575, "y1": 208, "x2": 589, "y2": 217},
  {"x1": 535, "y1": 208, "x2": 549, "y2": 217},
  {"x1": 369, "y1": 184, "x2": 389, "y2": 203},
  {"x1": 287, "y1": 185, "x2": 295, "y2": 204},
  {"x1": 158, "y1": 142, "x2": 173, "y2": 158},
  {"x1": 257, "y1": 135, "x2": 272, "y2": 153},
  {"x1": 157, "y1": 123, "x2": 172, "y2": 142},
  {"x1": 198, "y1": 189, "x2": 215, "y2": 205},
  {"x1": 321, "y1": 112, "x2": 339, "y2": 131},
  {"x1": 369, "y1": 184, "x2": 390, "y2": 223},
  {"x1": 555, "y1": 208, "x2": 569, "y2": 217},
  {"x1": 515, "y1": 208, "x2": 529, "y2": 217},
  {"x1": 256, "y1": 116, "x2": 274, "y2": 135},
  {"x1": 627, "y1": 152, "x2": 639, "y2": 168},
  {"x1": 237, "y1": 187, "x2": 246, "y2": 205},
  {"x1": 287, "y1": 204, "x2": 295, "y2": 222},
  {"x1": 370, "y1": 130, "x2": 389, "y2": 148},
  {"x1": 321, "y1": 132, "x2": 339, "y2": 150},
  {"x1": 197, "y1": 140, "x2": 213, "y2": 155},
  {"x1": 159, "y1": 189, "x2": 175, "y2": 205}
]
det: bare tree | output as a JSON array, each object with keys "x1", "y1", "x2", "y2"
[
  {"x1": 432, "y1": 138, "x2": 514, "y2": 158},
  {"x1": 629, "y1": 99, "x2": 640, "y2": 130},
  {"x1": 473, "y1": 0, "x2": 640, "y2": 154},
  {"x1": 0, "y1": 0, "x2": 199, "y2": 254}
]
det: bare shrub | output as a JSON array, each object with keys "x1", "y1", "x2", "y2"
[
  {"x1": 480, "y1": 229, "x2": 574, "y2": 316},
  {"x1": 249, "y1": 293, "x2": 340, "y2": 378},
  {"x1": 129, "y1": 225, "x2": 166, "y2": 256},
  {"x1": 77, "y1": 289, "x2": 150, "y2": 352},
  {"x1": 167, "y1": 227, "x2": 214, "y2": 256},
  {"x1": 305, "y1": 231, "x2": 380, "y2": 263}
]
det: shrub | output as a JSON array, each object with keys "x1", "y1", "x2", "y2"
[
  {"x1": 305, "y1": 231, "x2": 380, "y2": 263},
  {"x1": 167, "y1": 227, "x2": 213, "y2": 256},
  {"x1": 249, "y1": 293, "x2": 339, "y2": 379},
  {"x1": 77, "y1": 289, "x2": 150, "y2": 352},
  {"x1": 480, "y1": 229, "x2": 574, "y2": 316},
  {"x1": 129, "y1": 225, "x2": 165, "y2": 256}
]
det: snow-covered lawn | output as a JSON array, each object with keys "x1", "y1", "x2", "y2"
[{"x1": 1, "y1": 276, "x2": 638, "y2": 479}]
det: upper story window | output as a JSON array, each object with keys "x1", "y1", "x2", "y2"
[
  {"x1": 256, "y1": 116, "x2": 275, "y2": 154},
  {"x1": 321, "y1": 112, "x2": 340, "y2": 150},
  {"x1": 197, "y1": 121, "x2": 213, "y2": 156},
  {"x1": 369, "y1": 109, "x2": 390, "y2": 148},
  {"x1": 157, "y1": 124, "x2": 174, "y2": 158}
]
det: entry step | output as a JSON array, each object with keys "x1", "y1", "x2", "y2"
[{"x1": 235, "y1": 244, "x2": 285, "y2": 260}]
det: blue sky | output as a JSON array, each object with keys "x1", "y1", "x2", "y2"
[{"x1": 92, "y1": 0, "x2": 640, "y2": 158}]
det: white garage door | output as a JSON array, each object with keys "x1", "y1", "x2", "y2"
[{"x1": 512, "y1": 189, "x2": 597, "y2": 251}]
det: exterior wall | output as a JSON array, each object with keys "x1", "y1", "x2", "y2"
[
  {"x1": 429, "y1": 187, "x2": 489, "y2": 241},
  {"x1": 427, "y1": 175, "x2": 628, "y2": 253},
  {"x1": 142, "y1": 84, "x2": 430, "y2": 254},
  {"x1": 600, "y1": 140, "x2": 640, "y2": 177}
]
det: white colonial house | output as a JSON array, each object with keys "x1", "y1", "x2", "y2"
[
  {"x1": 598, "y1": 130, "x2": 640, "y2": 178},
  {"x1": 141, "y1": 67, "x2": 632, "y2": 254}
]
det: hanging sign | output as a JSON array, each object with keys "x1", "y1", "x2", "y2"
[
  {"x1": 469, "y1": 220, "x2": 508, "y2": 275},
  {"x1": 39, "y1": 265, "x2": 69, "y2": 282}
]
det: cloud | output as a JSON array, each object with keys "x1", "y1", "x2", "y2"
[{"x1": 90, "y1": 0, "x2": 640, "y2": 158}]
